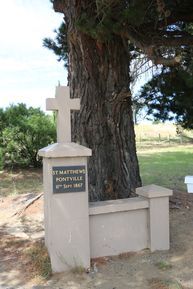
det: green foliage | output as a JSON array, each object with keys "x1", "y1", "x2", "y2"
[
  {"x1": 45, "y1": 1, "x2": 193, "y2": 79},
  {"x1": 75, "y1": 0, "x2": 153, "y2": 41},
  {"x1": 0, "y1": 104, "x2": 56, "y2": 168},
  {"x1": 122, "y1": 0, "x2": 150, "y2": 26},
  {"x1": 0, "y1": 148, "x2": 3, "y2": 170},
  {"x1": 155, "y1": 261, "x2": 172, "y2": 270},
  {"x1": 137, "y1": 48, "x2": 193, "y2": 129},
  {"x1": 76, "y1": 13, "x2": 98, "y2": 39},
  {"x1": 43, "y1": 22, "x2": 68, "y2": 68},
  {"x1": 45, "y1": 1, "x2": 193, "y2": 130},
  {"x1": 45, "y1": 0, "x2": 158, "y2": 56}
]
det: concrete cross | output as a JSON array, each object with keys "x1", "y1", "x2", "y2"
[{"x1": 46, "y1": 86, "x2": 80, "y2": 143}]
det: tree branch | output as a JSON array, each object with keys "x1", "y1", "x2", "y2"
[
  {"x1": 153, "y1": 56, "x2": 181, "y2": 66},
  {"x1": 118, "y1": 25, "x2": 193, "y2": 66},
  {"x1": 139, "y1": 12, "x2": 193, "y2": 31},
  {"x1": 52, "y1": 0, "x2": 193, "y2": 67},
  {"x1": 153, "y1": 35, "x2": 193, "y2": 47}
]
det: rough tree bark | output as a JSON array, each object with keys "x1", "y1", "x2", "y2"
[{"x1": 53, "y1": 0, "x2": 141, "y2": 201}]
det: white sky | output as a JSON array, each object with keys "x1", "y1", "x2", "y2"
[{"x1": 0, "y1": 0, "x2": 67, "y2": 111}]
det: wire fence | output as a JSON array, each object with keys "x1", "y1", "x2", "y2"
[
  {"x1": 135, "y1": 124, "x2": 193, "y2": 147},
  {"x1": 136, "y1": 133, "x2": 185, "y2": 143}
]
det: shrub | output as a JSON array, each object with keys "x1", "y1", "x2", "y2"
[
  {"x1": 0, "y1": 147, "x2": 3, "y2": 170},
  {"x1": 0, "y1": 104, "x2": 56, "y2": 168}
]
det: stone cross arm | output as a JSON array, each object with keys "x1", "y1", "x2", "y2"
[{"x1": 46, "y1": 86, "x2": 80, "y2": 143}]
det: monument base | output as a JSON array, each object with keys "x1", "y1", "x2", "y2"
[{"x1": 39, "y1": 142, "x2": 92, "y2": 272}]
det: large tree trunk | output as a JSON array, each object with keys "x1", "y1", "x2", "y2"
[{"x1": 54, "y1": 1, "x2": 141, "y2": 201}]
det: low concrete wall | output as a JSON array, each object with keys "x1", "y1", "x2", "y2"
[
  {"x1": 89, "y1": 184, "x2": 173, "y2": 259},
  {"x1": 89, "y1": 197, "x2": 149, "y2": 258}
]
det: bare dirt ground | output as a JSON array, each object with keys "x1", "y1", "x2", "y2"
[{"x1": 1, "y1": 191, "x2": 193, "y2": 289}]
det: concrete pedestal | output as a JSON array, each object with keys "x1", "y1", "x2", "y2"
[
  {"x1": 39, "y1": 142, "x2": 92, "y2": 272},
  {"x1": 137, "y1": 184, "x2": 173, "y2": 251},
  {"x1": 185, "y1": 176, "x2": 193, "y2": 193}
]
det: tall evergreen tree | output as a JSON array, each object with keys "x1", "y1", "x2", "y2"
[
  {"x1": 136, "y1": 47, "x2": 193, "y2": 128},
  {"x1": 46, "y1": 0, "x2": 193, "y2": 201}
]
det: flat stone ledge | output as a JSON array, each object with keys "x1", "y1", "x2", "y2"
[
  {"x1": 136, "y1": 184, "x2": 173, "y2": 199},
  {"x1": 89, "y1": 197, "x2": 149, "y2": 216},
  {"x1": 185, "y1": 175, "x2": 193, "y2": 183},
  {"x1": 38, "y1": 142, "x2": 92, "y2": 158}
]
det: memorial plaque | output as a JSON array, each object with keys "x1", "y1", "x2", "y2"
[{"x1": 52, "y1": 165, "x2": 86, "y2": 193}]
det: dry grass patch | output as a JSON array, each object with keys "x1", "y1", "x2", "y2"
[
  {"x1": 25, "y1": 241, "x2": 52, "y2": 279},
  {"x1": 0, "y1": 231, "x2": 51, "y2": 282},
  {"x1": 71, "y1": 266, "x2": 86, "y2": 274},
  {"x1": 0, "y1": 168, "x2": 43, "y2": 197},
  {"x1": 155, "y1": 261, "x2": 172, "y2": 270},
  {"x1": 149, "y1": 278, "x2": 183, "y2": 289},
  {"x1": 0, "y1": 232, "x2": 28, "y2": 262}
]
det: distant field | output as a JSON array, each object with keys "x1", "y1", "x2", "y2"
[
  {"x1": 135, "y1": 123, "x2": 193, "y2": 146},
  {"x1": 136, "y1": 124, "x2": 193, "y2": 191},
  {"x1": 0, "y1": 123, "x2": 193, "y2": 196},
  {"x1": 135, "y1": 123, "x2": 177, "y2": 139}
]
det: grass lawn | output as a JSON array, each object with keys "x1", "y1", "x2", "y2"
[
  {"x1": 137, "y1": 144, "x2": 193, "y2": 191},
  {"x1": 0, "y1": 168, "x2": 43, "y2": 197},
  {"x1": 0, "y1": 143, "x2": 193, "y2": 197}
]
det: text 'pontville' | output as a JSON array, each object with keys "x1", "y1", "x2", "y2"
[{"x1": 52, "y1": 165, "x2": 86, "y2": 193}]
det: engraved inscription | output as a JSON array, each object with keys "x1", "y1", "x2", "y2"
[{"x1": 52, "y1": 166, "x2": 86, "y2": 193}]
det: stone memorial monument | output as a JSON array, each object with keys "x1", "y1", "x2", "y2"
[
  {"x1": 39, "y1": 86, "x2": 92, "y2": 272},
  {"x1": 39, "y1": 85, "x2": 172, "y2": 274}
]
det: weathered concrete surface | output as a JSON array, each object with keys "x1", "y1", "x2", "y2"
[{"x1": 1, "y1": 193, "x2": 193, "y2": 289}]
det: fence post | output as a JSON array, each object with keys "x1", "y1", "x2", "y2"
[
  {"x1": 168, "y1": 134, "x2": 171, "y2": 145},
  {"x1": 180, "y1": 134, "x2": 183, "y2": 144}
]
